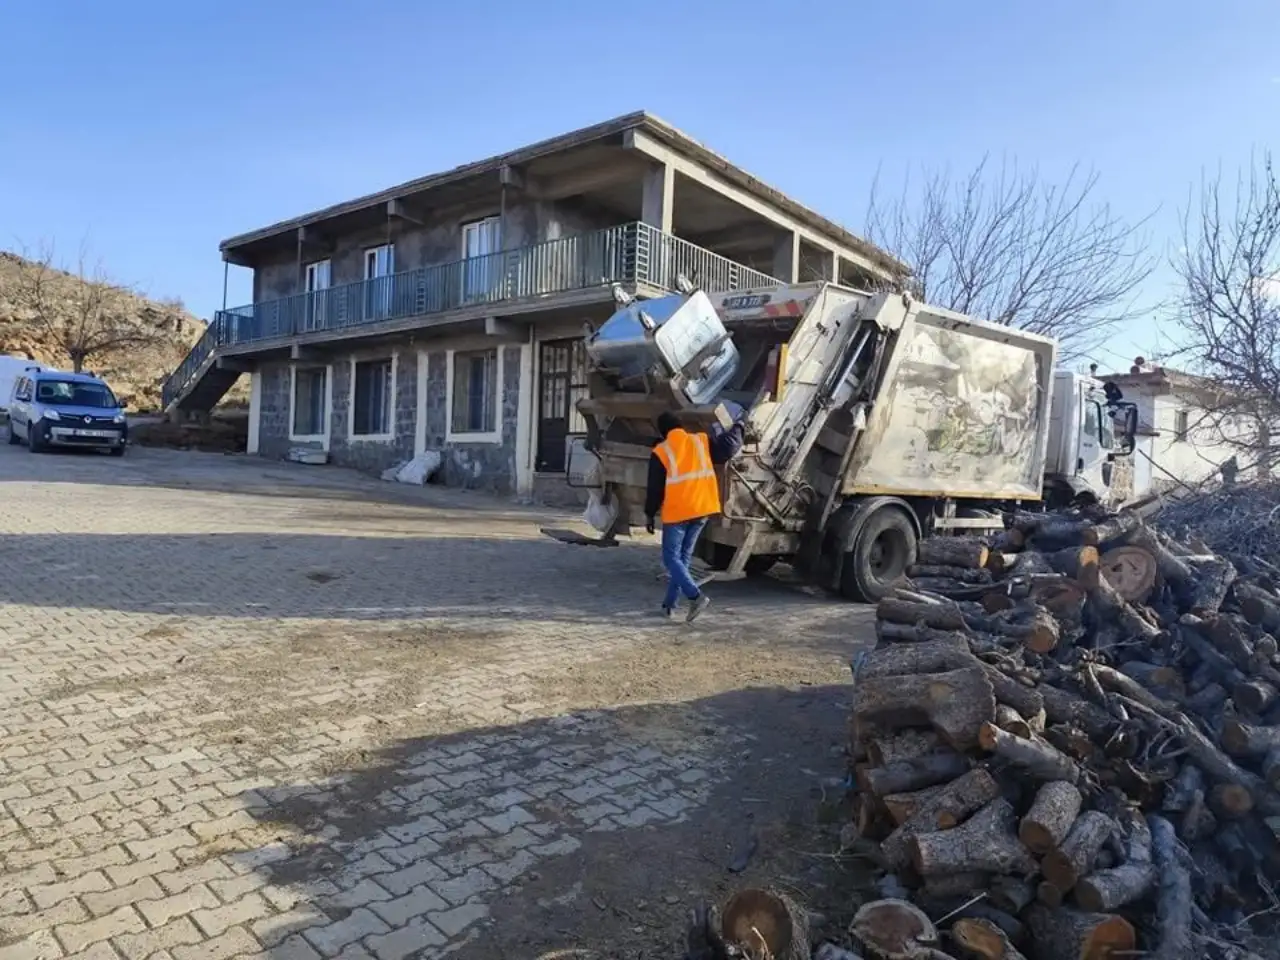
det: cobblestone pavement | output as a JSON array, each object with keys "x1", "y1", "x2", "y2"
[{"x1": 0, "y1": 445, "x2": 872, "y2": 960}]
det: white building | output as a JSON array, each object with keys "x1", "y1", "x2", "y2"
[{"x1": 1102, "y1": 362, "x2": 1269, "y2": 498}]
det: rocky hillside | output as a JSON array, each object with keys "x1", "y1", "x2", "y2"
[{"x1": 0, "y1": 250, "x2": 243, "y2": 412}]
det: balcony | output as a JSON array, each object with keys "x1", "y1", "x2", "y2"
[{"x1": 163, "y1": 222, "x2": 779, "y2": 411}]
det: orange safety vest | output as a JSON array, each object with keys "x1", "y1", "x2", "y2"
[{"x1": 654, "y1": 427, "x2": 722, "y2": 525}]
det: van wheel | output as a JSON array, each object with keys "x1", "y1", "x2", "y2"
[
  {"x1": 840, "y1": 506, "x2": 917, "y2": 602},
  {"x1": 109, "y1": 446, "x2": 125, "y2": 457},
  {"x1": 6, "y1": 424, "x2": 17, "y2": 445},
  {"x1": 27, "y1": 427, "x2": 42, "y2": 453}
]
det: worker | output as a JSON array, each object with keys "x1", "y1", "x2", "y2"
[{"x1": 645, "y1": 409, "x2": 746, "y2": 621}]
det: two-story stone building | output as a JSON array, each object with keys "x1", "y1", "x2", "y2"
[{"x1": 162, "y1": 111, "x2": 905, "y2": 498}]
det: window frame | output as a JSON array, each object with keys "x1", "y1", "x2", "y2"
[
  {"x1": 348, "y1": 354, "x2": 397, "y2": 442},
  {"x1": 445, "y1": 347, "x2": 503, "y2": 444},
  {"x1": 289, "y1": 364, "x2": 331, "y2": 444},
  {"x1": 1174, "y1": 409, "x2": 1190, "y2": 442}
]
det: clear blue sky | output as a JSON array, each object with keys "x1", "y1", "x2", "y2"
[{"x1": 2, "y1": 0, "x2": 1274, "y2": 371}]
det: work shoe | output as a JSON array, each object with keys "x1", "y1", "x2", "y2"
[
  {"x1": 658, "y1": 605, "x2": 674, "y2": 620},
  {"x1": 686, "y1": 595, "x2": 711, "y2": 623}
]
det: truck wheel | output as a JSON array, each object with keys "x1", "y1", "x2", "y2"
[{"x1": 840, "y1": 506, "x2": 917, "y2": 603}]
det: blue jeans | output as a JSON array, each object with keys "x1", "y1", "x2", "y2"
[{"x1": 662, "y1": 517, "x2": 708, "y2": 609}]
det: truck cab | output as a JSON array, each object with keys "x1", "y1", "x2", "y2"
[{"x1": 1044, "y1": 371, "x2": 1136, "y2": 506}]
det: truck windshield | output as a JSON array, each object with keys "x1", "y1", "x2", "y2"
[{"x1": 36, "y1": 380, "x2": 118, "y2": 408}]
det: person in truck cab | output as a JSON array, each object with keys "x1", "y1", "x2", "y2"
[{"x1": 645, "y1": 409, "x2": 746, "y2": 622}]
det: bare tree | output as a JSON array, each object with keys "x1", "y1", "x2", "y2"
[
  {"x1": 1173, "y1": 152, "x2": 1280, "y2": 471},
  {"x1": 865, "y1": 158, "x2": 1155, "y2": 360},
  {"x1": 7, "y1": 242, "x2": 162, "y2": 373}
]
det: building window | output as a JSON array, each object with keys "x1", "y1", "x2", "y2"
[
  {"x1": 1174, "y1": 409, "x2": 1189, "y2": 441},
  {"x1": 352, "y1": 358, "x2": 393, "y2": 437},
  {"x1": 450, "y1": 349, "x2": 499, "y2": 436},
  {"x1": 292, "y1": 366, "x2": 327, "y2": 437}
]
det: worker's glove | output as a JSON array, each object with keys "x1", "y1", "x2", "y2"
[{"x1": 645, "y1": 517, "x2": 656, "y2": 535}]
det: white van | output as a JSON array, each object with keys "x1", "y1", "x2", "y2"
[{"x1": 0, "y1": 356, "x2": 47, "y2": 419}]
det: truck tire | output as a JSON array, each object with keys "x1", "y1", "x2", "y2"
[{"x1": 840, "y1": 506, "x2": 917, "y2": 603}]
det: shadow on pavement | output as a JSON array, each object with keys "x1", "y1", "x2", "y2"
[
  {"x1": 0, "y1": 530, "x2": 864, "y2": 644},
  {"x1": 222, "y1": 683, "x2": 870, "y2": 960}
]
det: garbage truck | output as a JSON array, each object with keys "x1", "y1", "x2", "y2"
[{"x1": 555, "y1": 280, "x2": 1137, "y2": 602}]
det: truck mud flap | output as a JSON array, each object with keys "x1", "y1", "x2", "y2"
[{"x1": 539, "y1": 526, "x2": 620, "y2": 548}]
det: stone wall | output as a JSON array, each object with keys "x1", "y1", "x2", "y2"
[
  {"x1": 326, "y1": 351, "x2": 417, "y2": 475},
  {"x1": 257, "y1": 364, "x2": 292, "y2": 458},
  {"x1": 251, "y1": 342, "x2": 524, "y2": 493}
]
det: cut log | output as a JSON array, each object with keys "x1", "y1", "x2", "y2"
[
  {"x1": 908, "y1": 563, "x2": 994, "y2": 584},
  {"x1": 1011, "y1": 513, "x2": 1100, "y2": 547},
  {"x1": 1208, "y1": 782, "x2": 1254, "y2": 818},
  {"x1": 880, "y1": 767, "x2": 1002, "y2": 869},
  {"x1": 1264, "y1": 746, "x2": 1280, "y2": 790},
  {"x1": 1234, "y1": 679, "x2": 1278, "y2": 715},
  {"x1": 1018, "y1": 780, "x2": 1083, "y2": 854},
  {"x1": 1085, "y1": 572, "x2": 1162, "y2": 642},
  {"x1": 859, "y1": 753, "x2": 970, "y2": 797},
  {"x1": 1218, "y1": 719, "x2": 1280, "y2": 757},
  {"x1": 917, "y1": 537, "x2": 989, "y2": 570},
  {"x1": 1185, "y1": 556, "x2": 1237, "y2": 615},
  {"x1": 1023, "y1": 906, "x2": 1135, "y2": 960},
  {"x1": 849, "y1": 899, "x2": 940, "y2": 960},
  {"x1": 1045, "y1": 544, "x2": 1101, "y2": 589},
  {"x1": 1035, "y1": 881, "x2": 1065, "y2": 908},
  {"x1": 1128, "y1": 524, "x2": 1195, "y2": 597},
  {"x1": 1098, "y1": 545, "x2": 1158, "y2": 603},
  {"x1": 990, "y1": 528, "x2": 1025, "y2": 553},
  {"x1": 978, "y1": 723, "x2": 1081, "y2": 784},
  {"x1": 965, "y1": 605, "x2": 1061, "y2": 654},
  {"x1": 882, "y1": 783, "x2": 948, "y2": 826},
  {"x1": 874, "y1": 622, "x2": 977, "y2": 649},
  {"x1": 1074, "y1": 862, "x2": 1155, "y2": 912},
  {"x1": 987, "y1": 876, "x2": 1035, "y2": 915},
  {"x1": 1148, "y1": 708, "x2": 1280, "y2": 817},
  {"x1": 1162, "y1": 763, "x2": 1205, "y2": 812},
  {"x1": 1237, "y1": 581, "x2": 1280, "y2": 632},
  {"x1": 719, "y1": 888, "x2": 811, "y2": 960},
  {"x1": 861, "y1": 636, "x2": 975, "y2": 681},
  {"x1": 985, "y1": 551, "x2": 1017, "y2": 576},
  {"x1": 950, "y1": 918, "x2": 1027, "y2": 960},
  {"x1": 876, "y1": 598, "x2": 969, "y2": 631},
  {"x1": 1117, "y1": 661, "x2": 1186, "y2": 700},
  {"x1": 994, "y1": 704, "x2": 1032, "y2": 739},
  {"x1": 867, "y1": 730, "x2": 944, "y2": 767},
  {"x1": 910, "y1": 798, "x2": 1036, "y2": 878},
  {"x1": 1041, "y1": 811, "x2": 1118, "y2": 892},
  {"x1": 980, "y1": 666, "x2": 1045, "y2": 729},
  {"x1": 1039, "y1": 683, "x2": 1115, "y2": 739},
  {"x1": 921, "y1": 871, "x2": 990, "y2": 900},
  {"x1": 1184, "y1": 682, "x2": 1227, "y2": 714},
  {"x1": 1148, "y1": 815, "x2": 1193, "y2": 960},
  {"x1": 854, "y1": 667, "x2": 996, "y2": 751}
]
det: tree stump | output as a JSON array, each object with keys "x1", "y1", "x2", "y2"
[{"x1": 1018, "y1": 780, "x2": 1083, "y2": 854}]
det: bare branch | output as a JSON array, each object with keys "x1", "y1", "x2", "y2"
[
  {"x1": 1171, "y1": 152, "x2": 1280, "y2": 470},
  {"x1": 5, "y1": 240, "x2": 164, "y2": 373},
  {"x1": 865, "y1": 158, "x2": 1156, "y2": 360}
]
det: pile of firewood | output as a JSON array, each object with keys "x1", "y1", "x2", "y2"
[{"x1": 844, "y1": 507, "x2": 1280, "y2": 960}]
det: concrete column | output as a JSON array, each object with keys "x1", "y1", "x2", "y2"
[
  {"x1": 640, "y1": 162, "x2": 674, "y2": 234},
  {"x1": 247, "y1": 371, "x2": 262, "y2": 455},
  {"x1": 772, "y1": 231, "x2": 799, "y2": 283}
]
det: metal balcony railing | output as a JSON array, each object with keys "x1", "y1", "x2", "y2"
[{"x1": 163, "y1": 222, "x2": 778, "y2": 409}]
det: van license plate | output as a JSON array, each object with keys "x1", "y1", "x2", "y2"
[{"x1": 72, "y1": 429, "x2": 114, "y2": 438}]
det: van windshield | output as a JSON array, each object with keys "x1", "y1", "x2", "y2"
[{"x1": 36, "y1": 380, "x2": 118, "y2": 408}]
